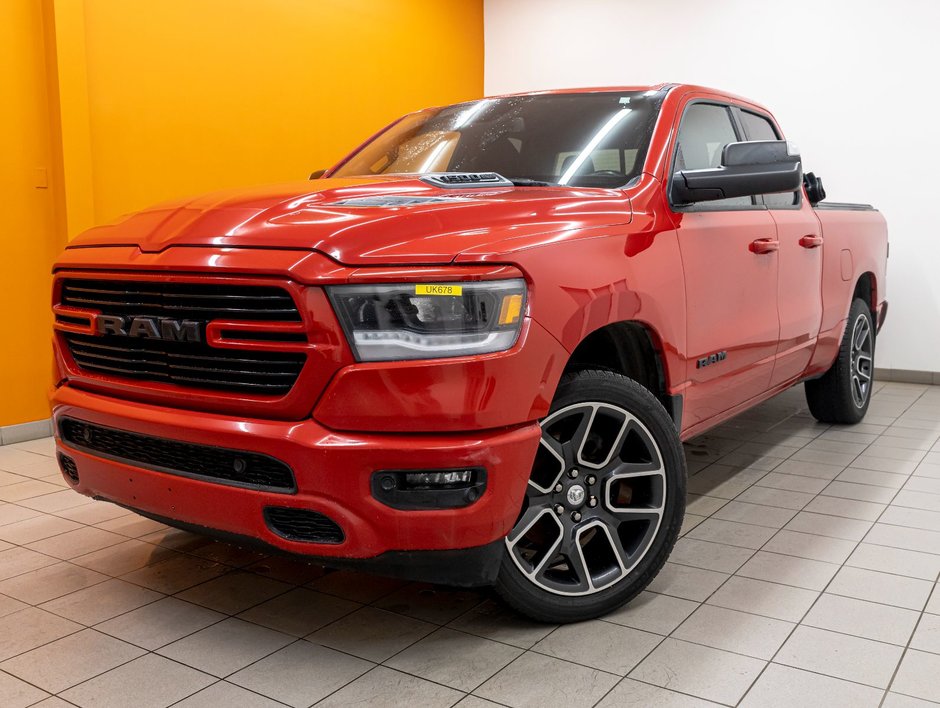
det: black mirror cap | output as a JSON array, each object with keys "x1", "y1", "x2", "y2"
[
  {"x1": 804, "y1": 171, "x2": 826, "y2": 206},
  {"x1": 671, "y1": 140, "x2": 802, "y2": 205},
  {"x1": 722, "y1": 140, "x2": 797, "y2": 167},
  {"x1": 309, "y1": 169, "x2": 327, "y2": 180}
]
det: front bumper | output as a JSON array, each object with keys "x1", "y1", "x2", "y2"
[{"x1": 51, "y1": 385, "x2": 540, "y2": 584}]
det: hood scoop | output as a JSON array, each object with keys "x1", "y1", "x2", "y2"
[
  {"x1": 329, "y1": 195, "x2": 470, "y2": 208},
  {"x1": 420, "y1": 172, "x2": 513, "y2": 189}
]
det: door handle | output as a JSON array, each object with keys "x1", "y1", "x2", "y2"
[
  {"x1": 750, "y1": 238, "x2": 779, "y2": 254},
  {"x1": 799, "y1": 234, "x2": 824, "y2": 249}
]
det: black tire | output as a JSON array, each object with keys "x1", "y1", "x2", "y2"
[
  {"x1": 495, "y1": 369, "x2": 686, "y2": 623},
  {"x1": 805, "y1": 298, "x2": 875, "y2": 424}
]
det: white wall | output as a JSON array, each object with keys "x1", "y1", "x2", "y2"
[{"x1": 485, "y1": 0, "x2": 940, "y2": 373}]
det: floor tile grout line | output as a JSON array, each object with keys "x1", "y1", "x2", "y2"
[
  {"x1": 521, "y1": 628, "x2": 661, "y2": 680},
  {"x1": 877, "y1": 570, "x2": 940, "y2": 707},
  {"x1": 1, "y1": 625, "x2": 164, "y2": 702},
  {"x1": 203, "y1": 635, "x2": 364, "y2": 707},
  {"x1": 734, "y1": 385, "x2": 931, "y2": 707},
  {"x1": 1, "y1": 511, "x2": 346, "y2": 602},
  {"x1": 585, "y1": 635, "x2": 670, "y2": 707},
  {"x1": 0, "y1": 665, "x2": 70, "y2": 706},
  {"x1": 305, "y1": 663, "x2": 470, "y2": 708},
  {"x1": 3, "y1": 567, "x2": 305, "y2": 675},
  {"x1": 50, "y1": 650, "x2": 221, "y2": 705},
  {"x1": 396, "y1": 633, "x2": 521, "y2": 698},
  {"x1": 163, "y1": 677, "x2": 296, "y2": 708},
  {"x1": 591, "y1": 649, "x2": 742, "y2": 708},
  {"x1": 84, "y1": 562, "x2": 417, "y2": 661},
  {"x1": 634, "y1": 577, "x2": 930, "y2": 641}
]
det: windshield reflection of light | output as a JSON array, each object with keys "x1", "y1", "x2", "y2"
[
  {"x1": 417, "y1": 140, "x2": 453, "y2": 173},
  {"x1": 558, "y1": 108, "x2": 633, "y2": 185},
  {"x1": 452, "y1": 99, "x2": 493, "y2": 129}
]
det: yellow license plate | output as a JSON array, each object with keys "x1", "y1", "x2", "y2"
[{"x1": 415, "y1": 284, "x2": 463, "y2": 296}]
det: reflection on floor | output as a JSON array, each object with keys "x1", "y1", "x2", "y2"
[{"x1": 1, "y1": 381, "x2": 940, "y2": 707}]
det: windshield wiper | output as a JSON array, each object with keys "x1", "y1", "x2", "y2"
[{"x1": 506, "y1": 177, "x2": 557, "y2": 187}]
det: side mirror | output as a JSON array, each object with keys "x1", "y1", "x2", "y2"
[
  {"x1": 309, "y1": 169, "x2": 327, "y2": 180},
  {"x1": 671, "y1": 140, "x2": 802, "y2": 204}
]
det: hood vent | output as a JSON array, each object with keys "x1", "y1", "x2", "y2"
[
  {"x1": 421, "y1": 172, "x2": 513, "y2": 189},
  {"x1": 329, "y1": 195, "x2": 467, "y2": 208}
]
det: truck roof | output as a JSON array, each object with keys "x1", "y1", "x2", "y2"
[{"x1": 479, "y1": 83, "x2": 771, "y2": 115}]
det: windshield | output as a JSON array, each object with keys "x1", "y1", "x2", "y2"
[{"x1": 332, "y1": 91, "x2": 666, "y2": 188}]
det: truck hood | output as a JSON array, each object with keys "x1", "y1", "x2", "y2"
[{"x1": 67, "y1": 176, "x2": 632, "y2": 265}]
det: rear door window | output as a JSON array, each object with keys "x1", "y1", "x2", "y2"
[{"x1": 739, "y1": 110, "x2": 799, "y2": 208}]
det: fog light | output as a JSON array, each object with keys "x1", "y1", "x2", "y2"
[
  {"x1": 403, "y1": 470, "x2": 473, "y2": 489},
  {"x1": 372, "y1": 467, "x2": 486, "y2": 510}
]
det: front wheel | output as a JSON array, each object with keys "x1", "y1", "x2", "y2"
[{"x1": 496, "y1": 369, "x2": 686, "y2": 623}]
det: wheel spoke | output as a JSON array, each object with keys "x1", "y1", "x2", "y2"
[
  {"x1": 576, "y1": 406, "x2": 629, "y2": 470},
  {"x1": 529, "y1": 434, "x2": 566, "y2": 493},
  {"x1": 607, "y1": 460, "x2": 664, "y2": 479},
  {"x1": 856, "y1": 353, "x2": 872, "y2": 381},
  {"x1": 852, "y1": 374, "x2": 864, "y2": 403},
  {"x1": 600, "y1": 482, "x2": 664, "y2": 528},
  {"x1": 604, "y1": 505, "x2": 663, "y2": 523},
  {"x1": 573, "y1": 520, "x2": 628, "y2": 590},
  {"x1": 506, "y1": 506, "x2": 565, "y2": 578},
  {"x1": 593, "y1": 504, "x2": 661, "y2": 573},
  {"x1": 564, "y1": 407, "x2": 595, "y2": 468},
  {"x1": 854, "y1": 320, "x2": 870, "y2": 351},
  {"x1": 507, "y1": 505, "x2": 554, "y2": 545},
  {"x1": 545, "y1": 527, "x2": 592, "y2": 593}
]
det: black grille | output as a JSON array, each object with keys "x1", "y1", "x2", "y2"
[
  {"x1": 61, "y1": 279, "x2": 301, "y2": 321},
  {"x1": 60, "y1": 418, "x2": 296, "y2": 493},
  {"x1": 60, "y1": 279, "x2": 305, "y2": 395},
  {"x1": 58, "y1": 453, "x2": 79, "y2": 483},
  {"x1": 264, "y1": 507, "x2": 344, "y2": 544}
]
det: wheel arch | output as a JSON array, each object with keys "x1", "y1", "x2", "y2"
[
  {"x1": 563, "y1": 321, "x2": 680, "y2": 429},
  {"x1": 853, "y1": 271, "x2": 877, "y2": 318}
]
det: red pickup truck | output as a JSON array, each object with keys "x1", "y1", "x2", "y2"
[{"x1": 51, "y1": 84, "x2": 888, "y2": 622}]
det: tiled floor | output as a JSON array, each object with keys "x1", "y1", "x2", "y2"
[{"x1": 1, "y1": 381, "x2": 940, "y2": 707}]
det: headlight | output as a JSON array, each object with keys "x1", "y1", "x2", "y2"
[{"x1": 327, "y1": 279, "x2": 526, "y2": 362}]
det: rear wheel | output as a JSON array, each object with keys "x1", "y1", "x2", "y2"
[
  {"x1": 805, "y1": 298, "x2": 875, "y2": 424},
  {"x1": 496, "y1": 369, "x2": 686, "y2": 623}
]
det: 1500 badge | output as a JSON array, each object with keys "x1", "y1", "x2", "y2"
[{"x1": 697, "y1": 351, "x2": 727, "y2": 369}]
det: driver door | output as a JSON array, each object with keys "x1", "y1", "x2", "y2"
[{"x1": 672, "y1": 101, "x2": 781, "y2": 427}]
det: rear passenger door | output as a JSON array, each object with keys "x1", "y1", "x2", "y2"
[
  {"x1": 672, "y1": 101, "x2": 780, "y2": 426},
  {"x1": 735, "y1": 108, "x2": 824, "y2": 386}
]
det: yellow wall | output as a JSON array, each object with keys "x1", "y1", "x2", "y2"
[
  {"x1": 0, "y1": 0, "x2": 483, "y2": 429},
  {"x1": 0, "y1": 0, "x2": 63, "y2": 427},
  {"x1": 82, "y1": 0, "x2": 484, "y2": 224}
]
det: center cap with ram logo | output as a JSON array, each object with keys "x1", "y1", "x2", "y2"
[{"x1": 566, "y1": 484, "x2": 586, "y2": 507}]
